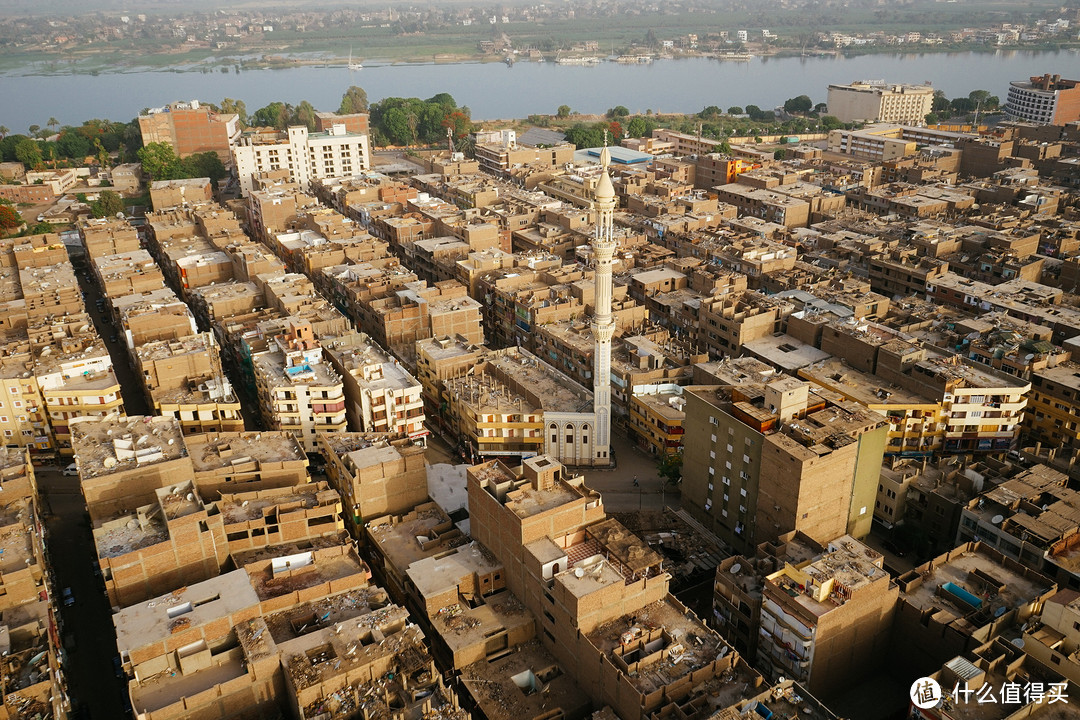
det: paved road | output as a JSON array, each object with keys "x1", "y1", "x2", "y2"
[
  {"x1": 424, "y1": 428, "x2": 678, "y2": 513},
  {"x1": 579, "y1": 430, "x2": 681, "y2": 513},
  {"x1": 38, "y1": 466, "x2": 127, "y2": 719}
]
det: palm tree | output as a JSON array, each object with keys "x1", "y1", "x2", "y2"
[
  {"x1": 0, "y1": 126, "x2": 7, "y2": 139},
  {"x1": 47, "y1": 117, "x2": 59, "y2": 132}
]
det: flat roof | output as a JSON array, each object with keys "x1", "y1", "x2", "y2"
[
  {"x1": 262, "y1": 584, "x2": 393, "y2": 644},
  {"x1": 367, "y1": 502, "x2": 464, "y2": 572},
  {"x1": 901, "y1": 544, "x2": 1052, "y2": 621},
  {"x1": 407, "y1": 540, "x2": 502, "y2": 600},
  {"x1": 586, "y1": 598, "x2": 732, "y2": 694},
  {"x1": 743, "y1": 333, "x2": 832, "y2": 372},
  {"x1": 460, "y1": 641, "x2": 592, "y2": 720},
  {"x1": 114, "y1": 569, "x2": 258, "y2": 657},
  {"x1": 187, "y1": 431, "x2": 306, "y2": 471},
  {"x1": 70, "y1": 415, "x2": 188, "y2": 480}
]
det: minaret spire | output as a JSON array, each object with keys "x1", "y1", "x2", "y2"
[{"x1": 591, "y1": 144, "x2": 616, "y2": 465}]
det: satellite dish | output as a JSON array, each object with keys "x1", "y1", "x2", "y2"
[
  {"x1": 730, "y1": 563, "x2": 741, "y2": 574},
  {"x1": 574, "y1": 568, "x2": 584, "y2": 578},
  {"x1": 1011, "y1": 637, "x2": 1025, "y2": 648},
  {"x1": 994, "y1": 606, "x2": 1007, "y2": 618},
  {"x1": 991, "y1": 514, "x2": 1004, "y2": 525},
  {"x1": 103, "y1": 457, "x2": 117, "y2": 468},
  {"x1": 186, "y1": 493, "x2": 194, "y2": 501}
]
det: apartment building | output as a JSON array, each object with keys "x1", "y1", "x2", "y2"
[
  {"x1": 148, "y1": 177, "x2": 214, "y2": 210},
  {"x1": 758, "y1": 535, "x2": 897, "y2": 696},
  {"x1": 799, "y1": 320, "x2": 1029, "y2": 456},
  {"x1": 355, "y1": 281, "x2": 484, "y2": 360},
  {"x1": 697, "y1": 291, "x2": 794, "y2": 357},
  {"x1": 0, "y1": 449, "x2": 46, "y2": 612},
  {"x1": 34, "y1": 336, "x2": 124, "y2": 456},
  {"x1": 232, "y1": 125, "x2": 371, "y2": 195},
  {"x1": 443, "y1": 347, "x2": 599, "y2": 466},
  {"x1": 251, "y1": 319, "x2": 347, "y2": 451},
  {"x1": 316, "y1": 432, "x2": 427, "y2": 536},
  {"x1": 712, "y1": 531, "x2": 822, "y2": 660},
  {"x1": 465, "y1": 456, "x2": 761, "y2": 720},
  {"x1": 185, "y1": 430, "x2": 308, "y2": 501},
  {"x1": 112, "y1": 546, "x2": 460, "y2": 720},
  {"x1": 1022, "y1": 588, "x2": 1080, "y2": 686},
  {"x1": 868, "y1": 252, "x2": 951, "y2": 298},
  {"x1": 473, "y1": 131, "x2": 575, "y2": 178},
  {"x1": 78, "y1": 216, "x2": 141, "y2": 260},
  {"x1": 321, "y1": 332, "x2": 427, "y2": 440},
  {"x1": 134, "y1": 332, "x2": 244, "y2": 435},
  {"x1": 827, "y1": 82, "x2": 935, "y2": 125},
  {"x1": 827, "y1": 124, "x2": 967, "y2": 161},
  {"x1": 682, "y1": 378, "x2": 887, "y2": 553},
  {"x1": 714, "y1": 184, "x2": 812, "y2": 228},
  {"x1": 414, "y1": 335, "x2": 488, "y2": 436},
  {"x1": 627, "y1": 387, "x2": 686, "y2": 456},
  {"x1": 1023, "y1": 362, "x2": 1080, "y2": 453},
  {"x1": 138, "y1": 99, "x2": 241, "y2": 161},
  {"x1": 0, "y1": 343, "x2": 53, "y2": 459},
  {"x1": 1005, "y1": 74, "x2": 1080, "y2": 125},
  {"x1": 892, "y1": 540, "x2": 1054, "y2": 673}
]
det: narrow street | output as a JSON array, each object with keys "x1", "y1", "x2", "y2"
[
  {"x1": 37, "y1": 467, "x2": 126, "y2": 719},
  {"x1": 70, "y1": 255, "x2": 150, "y2": 417}
]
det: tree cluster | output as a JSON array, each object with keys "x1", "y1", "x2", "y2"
[
  {"x1": 562, "y1": 115, "x2": 659, "y2": 147},
  {"x1": 925, "y1": 89, "x2": 1000, "y2": 125},
  {"x1": 0, "y1": 119, "x2": 140, "y2": 170},
  {"x1": 136, "y1": 143, "x2": 227, "y2": 184},
  {"x1": 369, "y1": 93, "x2": 472, "y2": 147}
]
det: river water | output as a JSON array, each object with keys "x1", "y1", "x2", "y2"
[{"x1": 1, "y1": 49, "x2": 1076, "y2": 131}]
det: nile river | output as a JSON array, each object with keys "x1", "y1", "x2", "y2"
[{"x1": 1, "y1": 49, "x2": 1077, "y2": 130}]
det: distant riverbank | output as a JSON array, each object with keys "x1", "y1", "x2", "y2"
[
  {"x1": 3, "y1": 41, "x2": 1077, "y2": 78},
  {"x1": 1, "y1": 50, "x2": 1074, "y2": 131}
]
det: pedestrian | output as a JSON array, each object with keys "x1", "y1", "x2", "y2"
[{"x1": 633, "y1": 475, "x2": 639, "y2": 486}]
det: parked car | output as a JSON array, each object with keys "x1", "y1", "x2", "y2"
[
  {"x1": 62, "y1": 463, "x2": 78, "y2": 476},
  {"x1": 61, "y1": 587, "x2": 74, "y2": 606},
  {"x1": 883, "y1": 540, "x2": 908, "y2": 557}
]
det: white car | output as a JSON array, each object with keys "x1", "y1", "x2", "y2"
[{"x1": 61, "y1": 463, "x2": 78, "y2": 476}]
